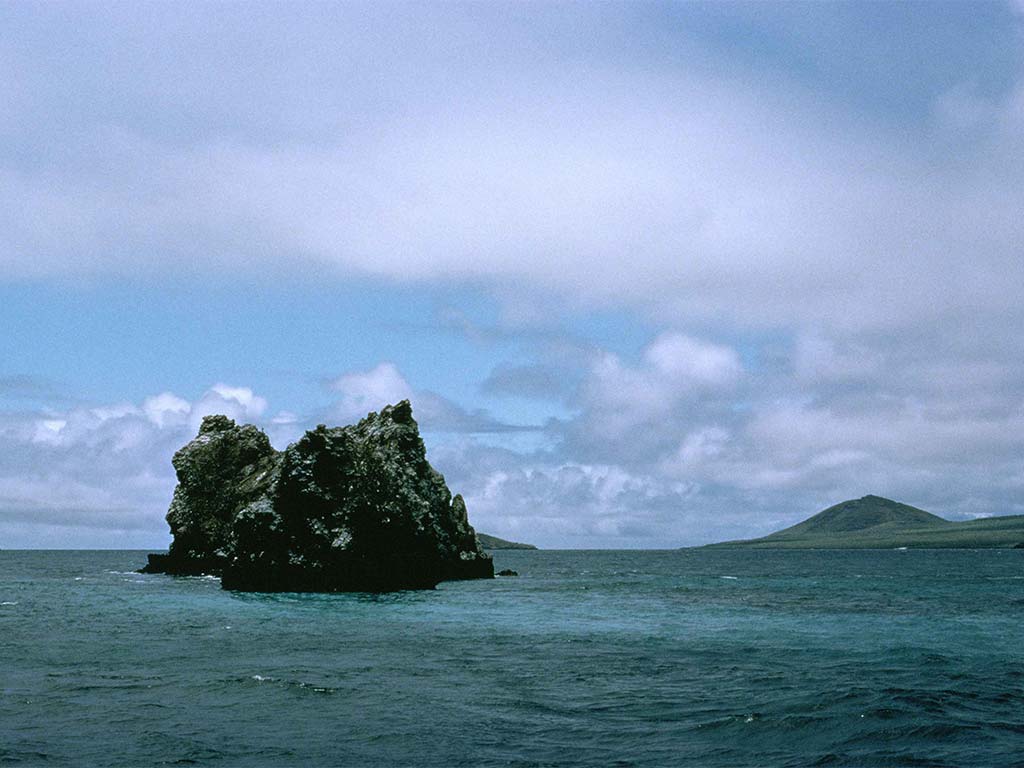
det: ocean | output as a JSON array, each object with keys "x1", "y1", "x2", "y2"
[{"x1": 2, "y1": 549, "x2": 1022, "y2": 767}]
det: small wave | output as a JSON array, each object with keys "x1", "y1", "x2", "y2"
[
  {"x1": 247, "y1": 674, "x2": 334, "y2": 694},
  {"x1": 697, "y1": 712, "x2": 762, "y2": 730},
  {"x1": 721, "y1": 575, "x2": 739, "y2": 580},
  {"x1": 298, "y1": 683, "x2": 335, "y2": 694},
  {"x1": 73, "y1": 577, "x2": 84, "y2": 581},
  {"x1": 1, "y1": 601, "x2": 17, "y2": 606},
  {"x1": 0, "y1": 751, "x2": 51, "y2": 763}
]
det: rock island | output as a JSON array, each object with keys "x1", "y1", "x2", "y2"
[{"x1": 142, "y1": 400, "x2": 493, "y2": 591}]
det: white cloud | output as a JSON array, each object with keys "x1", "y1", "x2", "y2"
[
  {"x1": 210, "y1": 384, "x2": 267, "y2": 416},
  {"x1": 461, "y1": 459, "x2": 699, "y2": 548},
  {"x1": 271, "y1": 411, "x2": 299, "y2": 425},
  {"x1": 328, "y1": 361, "x2": 529, "y2": 434},
  {"x1": 568, "y1": 333, "x2": 742, "y2": 451},
  {"x1": 643, "y1": 334, "x2": 742, "y2": 386},
  {"x1": 660, "y1": 427, "x2": 731, "y2": 476},
  {"x1": 90, "y1": 403, "x2": 141, "y2": 421},
  {"x1": 331, "y1": 363, "x2": 415, "y2": 422},
  {"x1": 190, "y1": 384, "x2": 267, "y2": 430},
  {"x1": 792, "y1": 331, "x2": 884, "y2": 384},
  {"x1": 32, "y1": 418, "x2": 67, "y2": 445},
  {"x1": 142, "y1": 392, "x2": 190, "y2": 428}
]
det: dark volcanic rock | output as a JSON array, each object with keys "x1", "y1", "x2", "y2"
[
  {"x1": 141, "y1": 415, "x2": 279, "y2": 576},
  {"x1": 142, "y1": 401, "x2": 493, "y2": 591}
]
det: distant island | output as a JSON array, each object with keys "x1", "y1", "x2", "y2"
[
  {"x1": 701, "y1": 495, "x2": 1024, "y2": 549},
  {"x1": 476, "y1": 533, "x2": 537, "y2": 550}
]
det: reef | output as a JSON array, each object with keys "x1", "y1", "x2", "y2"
[{"x1": 141, "y1": 401, "x2": 493, "y2": 591}]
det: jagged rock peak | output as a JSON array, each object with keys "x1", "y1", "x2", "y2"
[{"x1": 198, "y1": 414, "x2": 235, "y2": 434}]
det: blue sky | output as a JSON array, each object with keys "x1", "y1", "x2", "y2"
[{"x1": 2, "y1": 1, "x2": 1024, "y2": 548}]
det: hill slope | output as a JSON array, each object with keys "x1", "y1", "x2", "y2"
[
  {"x1": 702, "y1": 495, "x2": 1024, "y2": 549},
  {"x1": 476, "y1": 533, "x2": 537, "y2": 550},
  {"x1": 773, "y1": 495, "x2": 946, "y2": 537}
]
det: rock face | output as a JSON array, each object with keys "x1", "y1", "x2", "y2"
[{"x1": 142, "y1": 401, "x2": 493, "y2": 591}]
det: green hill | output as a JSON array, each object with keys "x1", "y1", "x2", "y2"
[
  {"x1": 476, "y1": 532, "x2": 537, "y2": 550},
  {"x1": 702, "y1": 495, "x2": 1024, "y2": 549}
]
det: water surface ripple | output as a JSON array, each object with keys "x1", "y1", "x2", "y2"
[{"x1": 2, "y1": 549, "x2": 1022, "y2": 767}]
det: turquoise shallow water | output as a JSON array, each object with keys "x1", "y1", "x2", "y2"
[{"x1": 2, "y1": 549, "x2": 1023, "y2": 767}]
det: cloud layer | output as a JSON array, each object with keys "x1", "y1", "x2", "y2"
[
  {"x1": 1, "y1": 3, "x2": 1023, "y2": 546},
  {"x1": 1, "y1": 3, "x2": 1023, "y2": 337}
]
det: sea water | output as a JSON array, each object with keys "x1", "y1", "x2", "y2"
[{"x1": 2, "y1": 549, "x2": 1022, "y2": 767}]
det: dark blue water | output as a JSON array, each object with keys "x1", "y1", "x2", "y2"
[{"x1": 2, "y1": 549, "x2": 1023, "y2": 767}]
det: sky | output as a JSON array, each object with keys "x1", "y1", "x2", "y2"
[{"x1": 2, "y1": 0, "x2": 1023, "y2": 549}]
